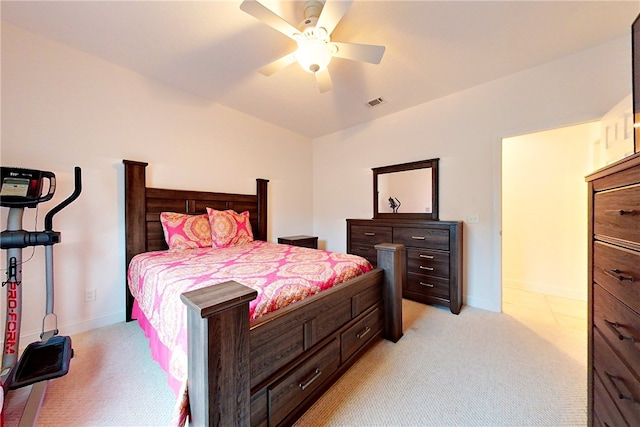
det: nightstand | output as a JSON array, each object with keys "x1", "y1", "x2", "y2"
[{"x1": 277, "y1": 235, "x2": 318, "y2": 249}]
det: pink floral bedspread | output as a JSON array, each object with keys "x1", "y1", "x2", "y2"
[{"x1": 127, "y1": 240, "x2": 372, "y2": 420}]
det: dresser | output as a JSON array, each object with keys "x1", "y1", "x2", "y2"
[
  {"x1": 586, "y1": 152, "x2": 640, "y2": 426},
  {"x1": 347, "y1": 219, "x2": 463, "y2": 314}
]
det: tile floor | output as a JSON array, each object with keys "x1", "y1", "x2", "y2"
[
  {"x1": 502, "y1": 285, "x2": 588, "y2": 366},
  {"x1": 502, "y1": 285, "x2": 587, "y2": 332}
]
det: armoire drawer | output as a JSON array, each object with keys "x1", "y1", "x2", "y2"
[
  {"x1": 406, "y1": 273, "x2": 449, "y2": 299},
  {"x1": 407, "y1": 248, "x2": 449, "y2": 279},
  {"x1": 393, "y1": 227, "x2": 449, "y2": 251},
  {"x1": 268, "y1": 339, "x2": 340, "y2": 426},
  {"x1": 341, "y1": 307, "x2": 382, "y2": 362},
  {"x1": 593, "y1": 284, "x2": 640, "y2": 377},
  {"x1": 594, "y1": 369, "x2": 630, "y2": 427},
  {"x1": 593, "y1": 183, "x2": 640, "y2": 245},
  {"x1": 593, "y1": 241, "x2": 640, "y2": 315},
  {"x1": 593, "y1": 329, "x2": 640, "y2": 426}
]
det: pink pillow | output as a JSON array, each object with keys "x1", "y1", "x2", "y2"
[
  {"x1": 206, "y1": 208, "x2": 254, "y2": 248},
  {"x1": 160, "y1": 212, "x2": 212, "y2": 249}
]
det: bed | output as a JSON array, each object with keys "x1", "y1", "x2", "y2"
[{"x1": 123, "y1": 160, "x2": 405, "y2": 426}]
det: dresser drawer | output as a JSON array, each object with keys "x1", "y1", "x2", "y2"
[
  {"x1": 350, "y1": 225, "x2": 392, "y2": 245},
  {"x1": 594, "y1": 369, "x2": 630, "y2": 427},
  {"x1": 593, "y1": 284, "x2": 640, "y2": 377},
  {"x1": 593, "y1": 329, "x2": 640, "y2": 426},
  {"x1": 393, "y1": 227, "x2": 449, "y2": 250},
  {"x1": 594, "y1": 183, "x2": 640, "y2": 246},
  {"x1": 349, "y1": 225, "x2": 393, "y2": 264},
  {"x1": 341, "y1": 307, "x2": 382, "y2": 363},
  {"x1": 268, "y1": 339, "x2": 340, "y2": 426},
  {"x1": 593, "y1": 242, "x2": 640, "y2": 315},
  {"x1": 406, "y1": 273, "x2": 449, "y2": 299},
  {"x1": 407, "y1": 248, "x2": 449, "y2": 279}
]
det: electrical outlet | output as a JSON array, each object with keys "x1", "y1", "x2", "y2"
[
  {"x1": 85, "y1": 289, "x2": 96, "y2": 302},
  {"x1": 468, "y1": 214, "x2": 479, "y2": 224}
]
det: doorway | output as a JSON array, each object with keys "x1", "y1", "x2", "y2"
[{"x1": 500, "y1": 122, "x2": 599, "y2": 332}]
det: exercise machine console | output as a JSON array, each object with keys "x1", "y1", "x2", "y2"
[{"x1": 0, "y1": 166, "x2": 81, "y2": 425}]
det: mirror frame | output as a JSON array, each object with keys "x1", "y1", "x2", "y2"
[{"x1": 373, "y1": 158, "x2": 439, "y2": 220}]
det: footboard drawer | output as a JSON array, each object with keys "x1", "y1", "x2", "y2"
[
  {"x1": 268, "y1": 339, "x2": 340, "y2": 426},
  {"x1": 341, "y1": 307, "x2": 382, "y2": 362}
]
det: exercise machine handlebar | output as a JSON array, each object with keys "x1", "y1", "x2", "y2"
[
  {"x1": 44, "y1": 167, "x2": 81, "y2": 232},
  {"x1": 0, "y1": 167, "x2": 81, "y2": 250}
]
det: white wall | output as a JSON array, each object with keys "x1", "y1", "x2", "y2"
[
  {"x1": 312, "y1": 36, "x2": 632, "y2": 312},
  {"x1": 502, "y1": 122, "x2": 600, "y2": 301},
  {"x1": 596, "y1": 94, "x2": 635, "y2": 168},
  {"x1": 1, "y1": 24, "x2": 313, "y2": 343}
]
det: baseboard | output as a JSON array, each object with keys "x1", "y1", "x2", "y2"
[
  {"x1": 8, "y1": 311, "x2": 124, "y2": 350},
  {"x1": 464, "y1": 295, "x2": 501, "y2": 313}
]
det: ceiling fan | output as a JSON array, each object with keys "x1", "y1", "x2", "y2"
[{"x1": 239, "y1": 0, "x2": 385, "y2": 93}]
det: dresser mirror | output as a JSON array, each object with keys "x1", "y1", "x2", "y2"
[{"x1": 373, "y1": 158, "x2": 439, "y2": 220}]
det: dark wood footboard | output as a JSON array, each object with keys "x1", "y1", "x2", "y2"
[{"x1": 181, "y1": 243, "x2": 404, "y2": 427}]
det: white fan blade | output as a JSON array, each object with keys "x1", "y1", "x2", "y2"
[
  {"x1": 240, "y1": 0, "x2": 301, "y2": 40},
  {"x1": 259, "y1": 51, "x2": 297, "y2": 76},
  {"x1": 316, "y1": 0, "x2": 353, "y2": 36},
  {"x1": 332, "y1": 42, "x2": 385, "y2": 64},
  {"x1": 315, "y1": 68, "x2": 333, "y2": 93}
]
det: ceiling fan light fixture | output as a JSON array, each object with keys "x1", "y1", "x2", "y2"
[{"x1": 295, "y1": 38, "x2": 333, "y2": 73}]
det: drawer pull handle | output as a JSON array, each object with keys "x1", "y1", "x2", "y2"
[
  {"x1": 419, "y1": 282, "x2": 434, "y2": 288},
  {"x1": 356, "y1": 326, "x2": 371, "y2": 339},
  {"x1": 364, "y1": 232, "x2": 376, "y2": 236},
  {"x1": 604, "y1": 319, "x2": 637, "y2": 343},
  {"x1": 411, "y1": 236, "x2": 426, "y2": 240},
  {"x1": 605, "y1": 372, "x2": 639, "y2": 404},
  {"x1": 358, "y1": 247, "x2": 369, "y2": 251},
  {"x1": 419, "y1": 254, "x2": 434, "y2": 259},
  {"x1": 605, "y1": 209, "x2": 638, "y2": 216},
  {"x1": 299, "y1": 368, "x2": 322, "y2": 391},
  {"x1": 419, "y1": 266, "x2": 434, "y2": 271},
  {"x1": 604, "y1": 269, "x2": 635, "y2": 282}
]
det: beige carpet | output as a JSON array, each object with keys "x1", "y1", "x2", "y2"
[{"x1": 3, "y1": 300, "x2": 587, "y2": 426}]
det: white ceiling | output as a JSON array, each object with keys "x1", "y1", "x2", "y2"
[{"x1": 2, "y1": 1, "x2": 638, "y2": 139}]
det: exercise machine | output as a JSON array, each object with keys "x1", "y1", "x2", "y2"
[{"x1": 0, "y1": 166, "x2": 81, "y2": 425}]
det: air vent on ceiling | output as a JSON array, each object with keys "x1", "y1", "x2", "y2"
[{"x1": 367, "y1": 97, "x2": 386, "y2": 107}]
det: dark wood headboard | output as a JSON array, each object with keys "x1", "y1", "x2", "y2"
[{"x1": 123, "y1": 160, "x2": 269, "y2": 321}]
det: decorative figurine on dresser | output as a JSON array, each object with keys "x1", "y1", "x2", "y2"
[
  {"x1": 347, "y1": 158, "x2": 463, "y2": 314},
  {"x1": 586, "y1": 152, "x2": 640, "y2": 427}
]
